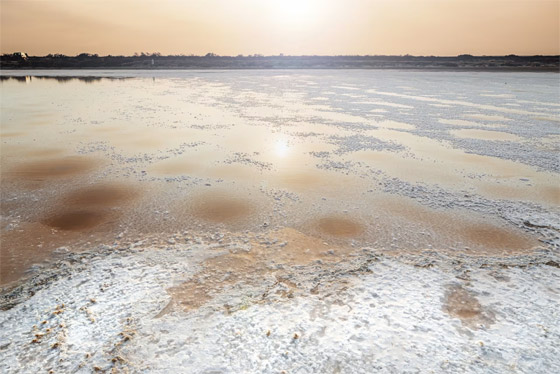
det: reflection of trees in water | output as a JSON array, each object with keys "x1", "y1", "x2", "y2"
[
  {"x1": 1, "y1": 76, "x2": 27, "y2": 82},
  {"x1": 36, "y1": 76, "x2": 104, "y2": 84},
  {"x1": 0, "y1": 76, "x2": 133, "y2": 84}
]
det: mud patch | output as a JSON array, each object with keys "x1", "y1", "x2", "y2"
[
  {"x1": 443, "y1": 284, "x2": 495, "y2": 328},
  {"x1": 268, "y1": 227, "x2": 348, "y2": 265},
  {"x1": 160, "y1": 255, "x2": 255, "y2": 314},
  {"x1": 158, "y1": 227, "x2": 349, "y2": 316}
]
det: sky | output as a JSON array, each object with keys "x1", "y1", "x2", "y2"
[{"x1": 1, "y1": 0, "x2": 559, "y2": 56}]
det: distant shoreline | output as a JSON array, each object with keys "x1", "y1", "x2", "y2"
[
  {"x1": 2, "y1": 54, "x2": 558, "y2": 71},
  {"x1": 1, "y1": 67, "x2": 558, "y2": 73}
]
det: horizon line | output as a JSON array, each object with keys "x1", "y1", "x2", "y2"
[{"x1": 3, "y1": 52, "x2": 560, "y2": 58}]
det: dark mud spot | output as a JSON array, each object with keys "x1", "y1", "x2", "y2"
[{"x1": 42, "y1": 210, "x2": 108, "y2": 231}]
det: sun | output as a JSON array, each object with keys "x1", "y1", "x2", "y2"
[{"x1": 271, "y1": 0, "x2": 315, "y2": 24}]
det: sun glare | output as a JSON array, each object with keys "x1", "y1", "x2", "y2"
[
  {"x1": 271, "y1": 0, "x2": 315, "y2": 24},
  {"x1": 274, "y1": 139, "x2": 290, "y2": 158}
]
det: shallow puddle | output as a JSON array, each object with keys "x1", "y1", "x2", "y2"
[
  {"x1": 4, "y1": 156, "x2": 100, "y2": 181},
  {"x1": 373, "y1": 196, "x2": 540, "y2": 254},
  {"x1": 149, "y1": 158, "x2": 198, "y2": 176},
  {"x1": 62, "y1": 183, "x2": 139, "y2": 207},
  {"x1": 26, "y1": 148, "x2": 66, "y2": 158},
  {"x1": 534, "y1": 116, "x2": 560, "y2": 123},
  {"x1": 439, "y1": 119, "x2": 504, "y2": 129},
  {"x1": 0, "y1": 183, "x2": 137, "y2": 286},
  {"x1": 481, "y1": 184, "x2": 560, "y2": 206},
  {"x1": 465, "y1": 114, "x2": 511, "y2": 122},
  {"x1": 0, "y1": 71, "x2": 557, "y2": 288},
  {"x1": 0, "y1": 131, "x2": 26, "y2": 138},
  {"x1": 352, "y1": 149, "x2": 465, "y2": 186},
  {"x1": 315, "y1": 216, "x2": 364, "y2": 237},
  {"x1": 276, "y1": 171, "x2": 327, "y2": 190},
  {"x1": 462, "y1": 224, "x2": 538, "y2": 251},
  {"x1": 450, "y1": 129, "x2": 521, "y2": 141},
  {"x1": 190, "y1": 193, "x2": 255, "y2": 223},
  {"x1": 355, "y1": 129, "x2": 559, "y2": 205},
  {"x1": 0, "y1": 221, "x2": 114, "y2": 285},
  {"x1": 373, "y1": 120, "x2": 415, "y2": 130}
]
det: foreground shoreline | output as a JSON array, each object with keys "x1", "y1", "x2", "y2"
[{"x1": 1, "y1": 229, "x2": 559, "y2": 373}]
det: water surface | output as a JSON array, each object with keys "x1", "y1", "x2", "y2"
[{"x1": 1, "y1": 70, "x2": 558, "y2": 285}]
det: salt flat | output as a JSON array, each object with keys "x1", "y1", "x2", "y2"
[{"x1": 0, "y1": 70, "x2": 559, "y2": 373}]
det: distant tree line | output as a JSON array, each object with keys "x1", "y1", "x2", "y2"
[{"x1": 1, "y1": 52, "x2": 558, "y2": 70}]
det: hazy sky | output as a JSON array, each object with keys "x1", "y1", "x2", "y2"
[{"x1": 1, "y1": 0, "x2": 559, "y2": 56}]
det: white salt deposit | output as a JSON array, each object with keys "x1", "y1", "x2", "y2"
[{"x1": 1, "y1": 241, "x2": 559, "y2": 373}]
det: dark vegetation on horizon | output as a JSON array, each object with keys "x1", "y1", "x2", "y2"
[{"x1": 1, "y1": 52, "x2": 558, "y2": 70}]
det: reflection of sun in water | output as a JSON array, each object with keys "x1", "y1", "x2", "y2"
[{"x1": 274, "y1": 139, "x2": 290, "y2": 158}]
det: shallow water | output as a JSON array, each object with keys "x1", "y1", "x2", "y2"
[{"x1": 1, "y1": 70, "x2": 558, "y2": 285}]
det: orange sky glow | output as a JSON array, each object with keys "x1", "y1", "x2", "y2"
[{"x1": 1, "y1": 0, "x2": 559, "y2": 56}]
